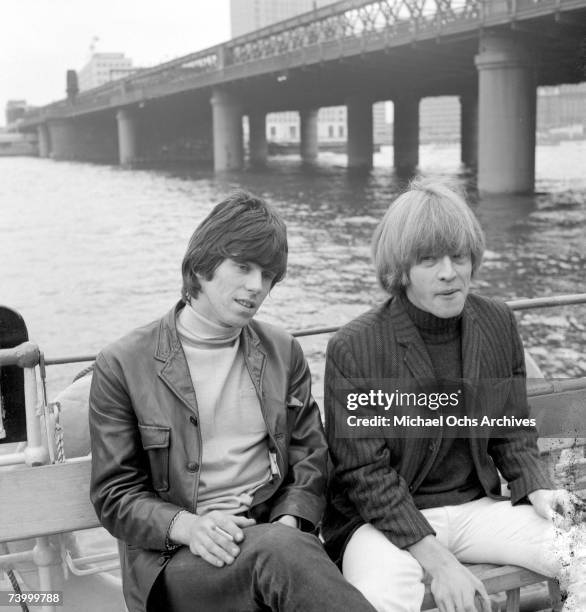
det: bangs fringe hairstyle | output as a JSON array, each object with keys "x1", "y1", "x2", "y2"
[
  {"x1": 372, "y1": 179, "x2": 485, "y2": 295},
  {"x1": 181, "y1": 191, "x2": 288, "y2": 301}
]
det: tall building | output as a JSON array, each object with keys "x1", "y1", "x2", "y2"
[
  {"x1": 78, "y1": 53, "x2": 134, "y2": 92},
  {"x1": 230, "y1": 0, "x2": 333, "y2": 38}
]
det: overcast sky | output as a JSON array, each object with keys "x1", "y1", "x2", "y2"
[{"x1": 0, "y1": 0, "x2": 231, "y2": 125}]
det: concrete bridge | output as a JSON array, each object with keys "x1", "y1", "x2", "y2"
[{"x1": 18, "y1": 0, "x2": 586, "y2": 193}]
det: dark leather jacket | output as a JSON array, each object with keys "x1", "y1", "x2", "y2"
[{"x1": 89, "y1": 302, "x2": 327, "y2": 612}]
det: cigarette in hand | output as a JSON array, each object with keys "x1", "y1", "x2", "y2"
[{"x1": 214, "y1": 525, "x2": 234, "y2": 541}]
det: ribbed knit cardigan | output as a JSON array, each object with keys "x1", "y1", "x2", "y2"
[{"x1": 322, "y1": 293, "x2": 553, "y2": 563}]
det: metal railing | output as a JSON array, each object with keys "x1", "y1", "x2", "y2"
[{"x1": 41, "y1": 292, "x2": 586, "y2": 364}]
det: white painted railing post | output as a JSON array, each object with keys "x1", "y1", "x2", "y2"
[
  {"x1": 33, "y1": 536, "x2": 62, "y2": 612},
  {"x1": 23, "y1": 367, "x2": 49, "y2": 467}
]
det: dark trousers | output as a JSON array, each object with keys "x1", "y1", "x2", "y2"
[{"x1": 156, "y1": 523, "x2": 376, "y2": 612}]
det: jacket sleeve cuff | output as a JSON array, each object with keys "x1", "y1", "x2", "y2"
[
  {"x1": 508, "y1": 471, "x2": 554, "y2": 504},
  {"x1": 269, "y1": 491, "x2": 324, "y2": 529},
  {"x1": 378, "y1": 511, "x2": 437, "y2": 550}
]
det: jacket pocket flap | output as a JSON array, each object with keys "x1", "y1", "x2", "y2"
[
  {"x1": 287, "y1": 395, "x2": 304, "y2": 409},
  {"x1": 138, "y1": 424, "x2": 170, "y2": 449}
]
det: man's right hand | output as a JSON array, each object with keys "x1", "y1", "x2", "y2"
[
  {"x1": 169, "y1": 510, "x2": 256, "y2": 567},
  {"x1": 408, "y1": 535, "x2": 492, "y2": 612}
]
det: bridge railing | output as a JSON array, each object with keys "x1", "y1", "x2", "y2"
[{"x1": 227, "y1": 0, "x2": 481, "y2": 64}]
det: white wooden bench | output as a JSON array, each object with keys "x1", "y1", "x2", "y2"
[
  {"x1": 0, "y1": 459, "x2": 99, "y2": 541},
  {"x1": 0, "y1": 459, "x2": 126, "y2": 612}
]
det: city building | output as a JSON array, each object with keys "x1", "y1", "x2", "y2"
[
  {"x1": 538, "y1": 83, "x2": 586, "y2": 139},
  {"x1": 78, "y1": 53, "x2": 134, "y2": 92},
  {"x1": 1, "y1": 103, "x2": 37, "y2": 155},
  {"x1": 417, "y1": 86, "x2": 586, "y2": 143},
  {"x1": 373, "y1": 101, "x2": 393, "y2": 145},
  {"x1": 230, "y1": 0, "x2": 333, "y2": 38},
  {"x1": 4, "y1": 100, "x2": 29, "y2": 126},
  {"x1": 419, "y1": 96, "x2": 460, "y2": 143}
]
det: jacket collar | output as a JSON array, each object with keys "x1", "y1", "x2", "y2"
[
  {"x1": 240, "y1": 322, "x2": 266, "y2": 397},
  {"x1": 389, "y1": 294, "x2": 487, "y2": 382},
  {"x1": 154, "y1": 301, "x2": 196, "y2": 412},
  {"x1": 155, "y1": 301, "x2": 185, "y2": 362},
  {"x1": 389, "y1": 296, "x2": 435, "y2": 380},
  {"x1": 460, "y1": 299, "x2": 484, "y2": 384},
  {"x1": 154, "y1": 301, "x2": 267, "y2": 411}
]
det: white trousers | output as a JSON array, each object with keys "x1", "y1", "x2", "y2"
[{"x1": 342, "y1": 497, "x2": 562, "y2": 612}]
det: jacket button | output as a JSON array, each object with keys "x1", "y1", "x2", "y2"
[
  {"x1": 189, "y1": 416, "x2": 198, "y2": 426},
  {"x1": 186, "y1": 461, "x2": 199, "y2": 472}
]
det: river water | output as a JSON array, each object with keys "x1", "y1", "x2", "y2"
[{"x1": 1, "y1": 142, "x2": 585, "y2": 397}]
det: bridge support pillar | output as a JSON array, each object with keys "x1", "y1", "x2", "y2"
[
  {"x1": 300, "y1": 108, "x2": 319, "y2": 163},
  {"x1": 475, "y1": 33, "x2": 536, "y2": 193},
  {"x1": 47, "y1": 119, "x2": 79, "y2": 160},
  {"x1": 460, "y1": 89, "x2": 478, "y2": 168},
  {"x1": 346, "y1": 95, "x2": 373, "y2": 169},
  {"x1": 393, "y1": 93, "x2": 419, "y2": 172},
  {"x1": 116, "y1": 109, "x2": 138, "y2": 166},
  {"x1": 211, "y1": 88, "x2": 244, "y2": 171},
  {"x1": 37, "y1": 124, "x2": 50, "y2": 158},
  {"x1": 249, "y1": 111, "x2": 268, "y2": 166}
]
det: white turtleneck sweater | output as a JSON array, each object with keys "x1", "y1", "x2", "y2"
[
  {"x1": 177, "y1": 304, "x2": 271, "y2": 514},
  {"x1": 176, "y1": 303, "x2": 270, "y2": 515}
]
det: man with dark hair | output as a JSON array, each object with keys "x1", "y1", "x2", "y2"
[
  {"x1": 89, "y1": 191, "x2": 375, "y2": 612},
  {"x1": 322, "y1": 180, "x2": 583, "y2": 612}
]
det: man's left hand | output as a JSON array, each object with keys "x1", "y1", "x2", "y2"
[{"x1": 528, "y1": 488, "x2": 581, "y2": 526}]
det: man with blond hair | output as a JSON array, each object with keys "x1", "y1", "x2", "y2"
[{"x1": 323, "y1": 180, "x2": 582, "y2": 612}]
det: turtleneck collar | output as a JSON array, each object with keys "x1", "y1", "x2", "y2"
[
  {"x1": 177, "y1": 301, "x2": 241, "y2": 347},
  {"x1": 399, "y1": 291, "x2": 462, "y2": 342}
]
